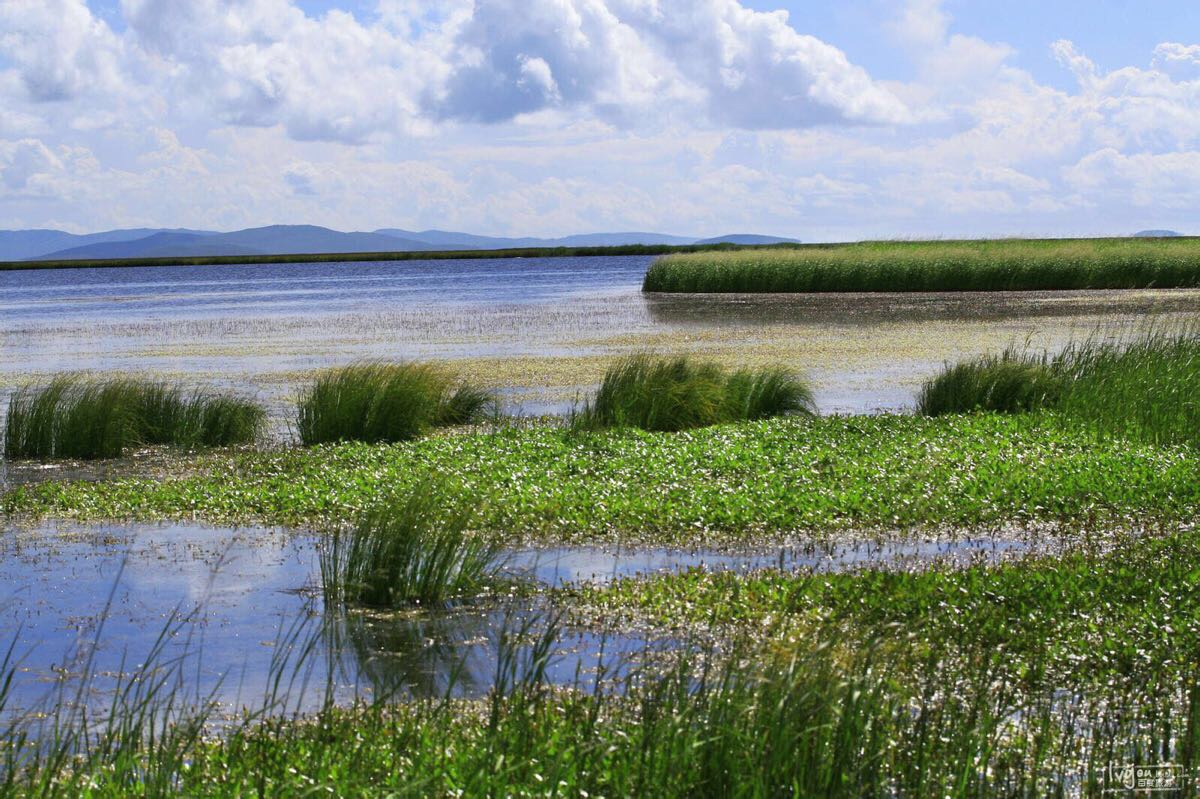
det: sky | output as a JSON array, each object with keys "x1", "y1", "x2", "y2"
[{"x1": 0, "y1": 0, "x2": 1198, "y2": 240}]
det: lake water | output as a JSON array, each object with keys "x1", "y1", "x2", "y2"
[
  {"x1": 0, "y1": 520, "x2": 1041, "y2": 719},
  {"x1": 3, "y1": 256, "x2": 1199, "y2": 421}
]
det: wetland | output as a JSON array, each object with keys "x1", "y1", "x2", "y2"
[{"x1": 2, "y1": 254, "x2": 1200, "y2": 795}]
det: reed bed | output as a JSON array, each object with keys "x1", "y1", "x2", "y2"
[
  {"x1": 296, "y1": 362, "x2": 496, "y2": 445},
  {"x1": 919, "y1": 328, "x2": 1200, "y2": 448},
  {"x1": 321, "y1": 486, "x2": 503, "y2": 607},
  {"x1": 573, "y1": 354, "x2": 813, "y2": 432},
  {"x1": 4, "y1": 591, "x2": 1197, "y2": 796},
  {"x1": 3, "y1": 374, "x2": 265, "y2": 460},
  {"x1": 644, "y1": 237, "x2": 1200, "y2": 293}
]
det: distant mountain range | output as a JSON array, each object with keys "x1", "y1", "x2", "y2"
[
  {"x1": 0, "y1": 225, "x2": 801, "y2": 262},
  {"x1": 1132, "y1": 229, "x2": 1183, "y2": 238}
]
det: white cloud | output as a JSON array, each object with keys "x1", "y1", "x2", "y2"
[
  {"x1": 31, "y1": 0, "x2": 903, "y2": 142},
  {"x1": 0, "y1": 0, "x2": 1197, "y2": 239},
  {"x1": 0, "y1": 138, "x2": 61, "y2": 189},
  {"x1": 0, "y1": 0, "x2": 126, "y2": 101},
  {"x1": 431, "y1": 0, "x2": 909, "y2": 129},
  {"x1": 1153, "y1": 42, "x2": 1200, "y2": 69}
]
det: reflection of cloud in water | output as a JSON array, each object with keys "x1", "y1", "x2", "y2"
[{"x1": 0, "y1": 517, "x2": 1124, "y2": 718}]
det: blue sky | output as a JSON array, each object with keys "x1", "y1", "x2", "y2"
[{"x1": 1, "y1": 0, "x2": 1198, "y2": 239}]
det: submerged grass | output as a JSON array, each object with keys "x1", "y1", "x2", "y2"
[
  {"x1": 573, "y1": 354, "x2": 813, "y2": 432},
  {"x1": 321, "y1": 485, "x2": 504, "y2": 607},
  {"x1": 3, "y1": 375, "x2": 265, "y2": 460},
  {"x1": 920, "y1": 328, "x2": 1200, "y2": 448},
  {"x1": 644, "y1": 237, "x2": 1200, "y2": 293},
  {"x1": 296, "y1": 362, "x2": 496, "y2": 446}
]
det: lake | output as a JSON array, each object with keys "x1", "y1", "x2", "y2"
[{"x1": 3, "y1": 256, "x2": 1198, "y2": 423}]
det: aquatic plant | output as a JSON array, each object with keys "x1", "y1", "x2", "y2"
[
  {"x1": 3, "y1": 374, "x2": 265, "y2": 460},
  {"x1": 1055, "y1": 328, "x2": 1200, "y2": 448},
  {"x1": 917, "y1": 349, "x2": 1063, "y2": 416},
  {"x1": 296, "y1": 362, "x2": 496, "y2": 446},
  {"x1": 321, "y1": 485, "x2": 504, "y2": 607},
  {"x1": 920, "y1": 328, "x2": 1200, "y2": 448},
  {"x1": 644, "y1": 237, "x2": 1200, "y2": 293},
  {"x1": 9, "y1": 413, "x2": 1199, "y2": 543},
  {"x1": 573, "y1": 354, "x2": 813, "y2": 432}
]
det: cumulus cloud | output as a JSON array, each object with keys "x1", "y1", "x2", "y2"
[
  {"x1": 1153, "y1": 42, "x2": 1200, "y2": 69},
  {"x1": 0, "y1": 0, "x2": 126, "y2": 101},
  {"x1": 434, "y1": 0, "x2": 910, "y2": 128},
  {"x1": 1, "y1": 0, "x2": 907, "y2": 143},
  {"x1": 1064, "y1": 148, "x2": 1200, "y2": 208},
  {"x1": 0, "y1": 0, "x2": 1198, "y2": 239},
  {"x1": 0, "y1": 138, "x2": 61, "y2": 189}
]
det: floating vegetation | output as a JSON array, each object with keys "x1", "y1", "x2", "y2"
[
  {"x1": 8, "y1": 413, "x2": 1199, "y2": 544},
  {"x1": 320, "y1": 485, "x2": 504, "y2": 608},
  {"x1": 573, "y1": 354, "x2": 813, "y2": 432},
  {"x1": 4, "y1": 569, "x2": 1199, "y2": 796},
  {"x1": 644, "y1": 237, "x2": 1200, "y2": 293},
  {"x1": 296, "y1": 362, "x2": 497, "y2": 445},
  {"x1": 3, "y1": 374, "x2": 265, "y2": 460}
]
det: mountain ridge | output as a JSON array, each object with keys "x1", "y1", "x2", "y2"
[{"x1": 2, "y1": 225, "x2": 801, "y2": 262}]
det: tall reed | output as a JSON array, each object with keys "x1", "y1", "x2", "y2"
[
  {"x1": 3, "y1": 375, "x2": 265, "y2": 460},
  {"x1": 644, "y1": 237, "x2": 1200, "y2": 293},
  {"x1": 574, "y1": 354, "x2": 814, "y2": 432},
  {"x1": 919, "y1": 327, "x2": 1200, "y2": 448},
  {"x1": 296, "y1": 362, "x2": 496, "y2": 445}
]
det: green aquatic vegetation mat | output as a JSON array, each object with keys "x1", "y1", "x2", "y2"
[
  {"x1": 568, "y1": 528, "x2": 1200, "y2": 685},
  {"x1": 6, "y1": 413, "x2": 1200, "y2": 543}
]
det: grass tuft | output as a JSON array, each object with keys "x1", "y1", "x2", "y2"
[
  {"x1": 320, "y1": 484, "x2": 504, "y2": 608},
  {"x1": 917, "y1": 350, "x2": 1064, "y2": 416},
  {"x1": 296, "y1": 362, "x2": 497, "y2": 446},
  {"x1": 920, "y1": 327, "x2": 1200, "y2": 448},
  {"x1": 573, "y1": 354, "x2": 813, "y2": 432},
  {"x1": 3, "y1": 375, "x2": 264, "y2": 460}
]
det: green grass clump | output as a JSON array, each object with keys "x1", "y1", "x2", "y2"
[
  {"x1": 3, "y1": 375, "x2": 265, "y2": 460},
  {"x1": 644, "y1": 237, "x2": 1200, "y2": 293},
  {"x1": 1055, "y1": 330, "x2": 1200, "y2": 448},
  {"x1": 920, "y1": 328, "x2": 1200, "y2": 448},
  {"x1": 917, "y1": 350, "x2": 1064, "y2": 415},
  {"x1": 296, "y1": 362, "x2": 496, "y2": 446},
  {"x1": 574, "y1": 354, "x2": 813, "y2": 432},
  {"x1": 321, "y1": 485, "x2": 503, "y2": 607}
]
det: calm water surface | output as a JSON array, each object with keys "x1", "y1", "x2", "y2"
[
  {"x1": 0, "y1": 520, "x2": 1039, "y2": 718},
  {"x1": 3, "y1": 257, "x2": 1199, "y2": 419}
]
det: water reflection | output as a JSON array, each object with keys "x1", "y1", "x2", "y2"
[
  {"x1": 0, "y1": 518, "x2": 1078, "y2": 718},
  {"x1": 645, "y1": 289, "x2": 1200, "y2": 327}
]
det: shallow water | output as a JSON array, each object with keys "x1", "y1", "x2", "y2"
[
  {"x1": 0, "y1": 520, "x2": 1036, "y2": 719},
  {"x1": 3, "y1": 257, "x2": 1199, "y2": 421}
]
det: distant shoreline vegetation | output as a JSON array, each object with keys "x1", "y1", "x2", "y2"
[
  {"x1": 643, "y1": 237, "x2": 1200, "y2": 293},
  {"x1": 0, "y1": 241, "x2": 804, "y2": 271}
]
